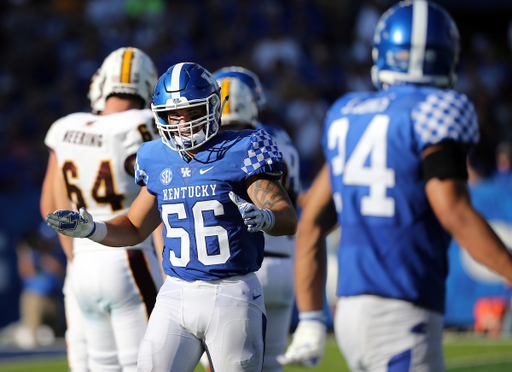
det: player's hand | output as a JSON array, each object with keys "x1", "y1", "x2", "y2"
[
  {"x1": 277, "y1": 319, "x2": 327, "y2": 368},
  {"x1": 46, "y1": 208, "x2": 106, "y2": 242},
  {"x1": 229, "y1": 191, "x2": 275, "y2": 233}
]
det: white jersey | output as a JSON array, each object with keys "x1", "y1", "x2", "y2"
[{"x1": 44, "y1": 109, "x2": 157, "y2": 253}]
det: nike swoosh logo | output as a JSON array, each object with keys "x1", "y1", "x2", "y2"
[
  {"x1": 253, "y1": 294, "x2": 261, "y2": 300},
  {"x1": 199, "y1": 166, "x2": 214, "y2": 175}
]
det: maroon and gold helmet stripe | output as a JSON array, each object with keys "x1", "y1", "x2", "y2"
[
  {"x1": 221, "y1": 79, "x2": 231, "y2": 115},
  {"x1": 121, "y1": 48, "x2": 134, "y2": 84}
]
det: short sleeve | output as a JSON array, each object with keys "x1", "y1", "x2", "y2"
[
  {"x1": 123, "y1": 125, "x2": 147, "y2": 156},
  {"x1": 412, "y1": 90, "x2": 480, "y2": 151},
  {"x1": 240, "y1": 129, "x2": 285, "y2": 177},
  {"x1": 134, "y1": 141, "x2": 151, "y2": 186},
  {"x1": 44, "y1": 120, "x2": 61, "y2": 151},
  {"x1": 134, "y1": 155, "x2": 148, "y2": 186}
]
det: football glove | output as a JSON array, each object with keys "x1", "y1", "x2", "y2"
[
  {"x1": 46, "y1": 208, "x2": 107, "y2": 242},
  {"x1": 277, "y1": 311, "x2": 327, "y2": 368},
  {"x1": 229, "y1": 191, "x2": 275, "y2": 233}
]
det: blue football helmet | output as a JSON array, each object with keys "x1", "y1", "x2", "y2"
[
  {"x1": 371, "y1": 0, "x2": 460, "y2": 90},
  {"x1": 152, "y1": 62, "x2": 221, "y2": 152},
  {"x1": 212, "y1": 66, "x2": 267, "y2": 109}
]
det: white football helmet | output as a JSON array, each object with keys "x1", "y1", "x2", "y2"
[
  {"x1": 217, "y1": 77, "x2": 258, "y2": 128},
  {"x1": 88, "y1": 47, "x2": 158, "y2": 113}
]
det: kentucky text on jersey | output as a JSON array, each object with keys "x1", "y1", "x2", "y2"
[
  {"x1": 62, "y1": 130, "x2": 103, "y2": 147},
  {"x1": 163, "y1": 184, "x2": 217, "y2": 201},
  {"x1": 135, "y1": 129, "x2": 284, "y2": 281}
]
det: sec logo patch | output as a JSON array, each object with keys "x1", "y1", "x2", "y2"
[{"x1": 160, "y1": 168, "x2": 173, "y2": 185}]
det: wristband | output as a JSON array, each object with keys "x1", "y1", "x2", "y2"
[
  {"x1": 86, "y1": 221, "x2": 108, "y2": 242},
  {"x1": 298, "y1": 310, "x2": 326, "y2": 323}
]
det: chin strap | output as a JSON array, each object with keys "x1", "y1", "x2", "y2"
[{"x1": 177, "y1": 148, "x2": 193, "y2": 162}]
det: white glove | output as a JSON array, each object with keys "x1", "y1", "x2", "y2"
[
  {"x1": 277, "y1": 312, "x2": 327, "y2": 368},
  {"x1": 46, "y1": 208, "x2": 107, "y2": 242},
  {"x1": 229, "y1": 191, "x2": 275, "y2": 233}
]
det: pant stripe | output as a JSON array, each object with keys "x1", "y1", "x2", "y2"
[{"x1": 127, "y1": 250, "x2": 158, "y2": 319}]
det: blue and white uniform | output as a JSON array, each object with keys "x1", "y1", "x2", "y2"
[
  {"x1": 135, "y1": 128, "x2": 285, "y2": 372},
  {"x1": 324, "y1": 86, "x2": 479, "y2": 371},
  {"x1": 324, "y1": 86, "x2": 479, "y2": 313},
  {"x1": 136, "y1": 128, "x2": 284, "y2": 280}
]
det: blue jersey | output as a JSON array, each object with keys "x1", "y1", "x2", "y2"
[
  {"x1": 135, "y1": 129, "x2": 285, "y2": 281},
  {"x1": 322, "y1": 85, "x2": 479, "y2": 313}
]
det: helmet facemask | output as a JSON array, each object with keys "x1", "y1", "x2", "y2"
[
  {"x1": 151, "y1": 62, "x2": 222, "y2": 158},
  {"x1": 152, "y1": 93, "x2": 220, "y2": 153}
]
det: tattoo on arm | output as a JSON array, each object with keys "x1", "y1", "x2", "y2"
[{"x1": 248, "y1": 178, "x2": 288, "y2": 210}]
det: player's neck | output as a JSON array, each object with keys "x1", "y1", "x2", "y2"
[{"x1": 101, "y1": 97, "x2": 142, "y2": 115}]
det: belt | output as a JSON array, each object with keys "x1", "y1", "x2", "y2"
[{"x1": 264, "y1": 251, "x2": 291, "y2": 258}]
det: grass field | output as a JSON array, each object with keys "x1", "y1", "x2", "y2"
[{"x1": 0, "y1": 333, "x2": 511, "y2": 372}]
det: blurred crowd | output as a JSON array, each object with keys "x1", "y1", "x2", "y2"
[
  {"x1": 1, "y1": 0, "x2": 512, "y2": 340},
  {"x1": 1, "y1": 0, "x2": 512, "y2": 189}
]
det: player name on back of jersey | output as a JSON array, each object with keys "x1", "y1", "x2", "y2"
[
  {"x1": 162, "y1": 184, "x2": 217, "y2": 201},
  {"x1": 62, "y1": 130, "x2": 103, "y2": 147},
  {"x1": 341, "y1": 96, "x2": 391, "y2": 115}
]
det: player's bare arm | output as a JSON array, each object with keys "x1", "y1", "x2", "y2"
[
  {"x1": 92, "y1": 186, "x2": 161, "y2": 247},
  {"x1": 295, "y1": 164, "x2": 337, "y2": 312},
  {"x1": 277, "y1": 164, "x2": 333, "y2": 368},
  {"x1": 246, "y1": 175, "x2": 297, "y2": 236},
  {"x1": 40, "y1": 150, "x2": 74, "y2": 261},
  {"x1": 151, "y1": 223, "x2": 166, "y2": 280},
  {"x1": 424, "y1": 145, "x2": 512, "y2": 285}
]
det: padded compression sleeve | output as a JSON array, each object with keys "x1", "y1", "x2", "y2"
[{"x1": 422, "y1": 142, "x2": 468, "y2": 182}]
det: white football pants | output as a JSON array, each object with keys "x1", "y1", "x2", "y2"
[
  {"x1": 72, "y1": 249, "x2": 163, "y2": 372},
  {"x1": 137, "y1": 273, "x2": 266, "y2": 372},
  {"x1": 63, "y1": 262, "x2": 88, "y2": 372},
  {"x1": 255, "y1": 256, "x2": 295, "y2": 372},
  {"x1": 335, "y1": 295, "x2": 445, "y2": 372}
]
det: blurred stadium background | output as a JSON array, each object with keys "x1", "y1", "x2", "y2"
[{"x1": 1, "y1": 0, "x2": 512, "y2": 369}]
